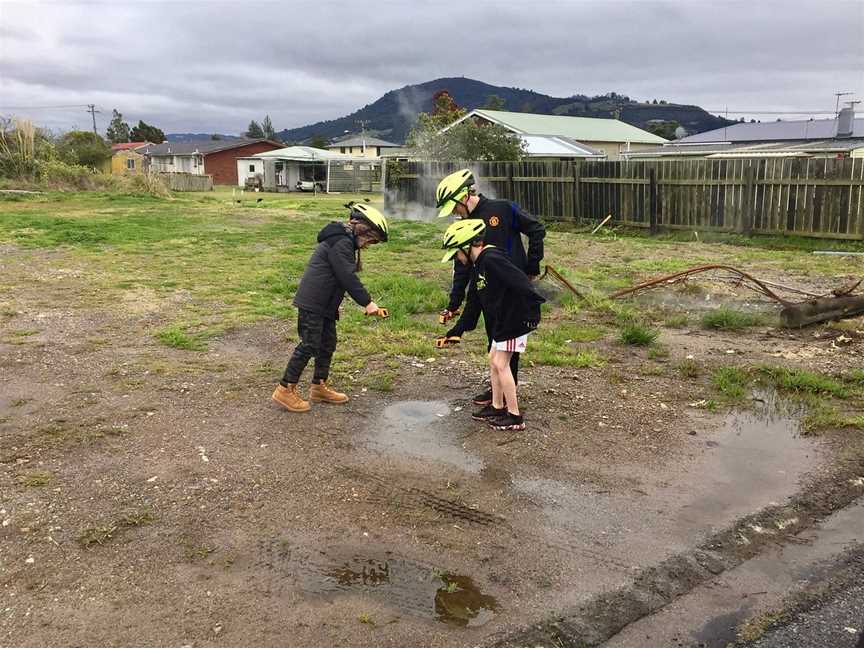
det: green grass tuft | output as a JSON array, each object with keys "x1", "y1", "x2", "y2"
[
  {"x1": 701, "y1": 307, "x2": 764, "y2": 330},
  {"x1": 619, "y1": 323, "x2": 659, "y2": 346},
  {"x1": 155, "y1": 325, "x2": 206, "y2": 351},
  {"x1": 759, "y1": 367, "x2": 849, "y2": 398},
  {"x1": 712, "y1": 366, "x2": 750, "y2": 401}
]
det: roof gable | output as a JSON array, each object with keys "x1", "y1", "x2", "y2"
[
  {"x1": 326, "y1": 135, "x2": 400, "y2": 148},
  {"x1": 451, "y1": 109, "x2": 667, "y2": 144},
  {"x1": 142, "y1": 139, "x2": 283, "y2": 156}
]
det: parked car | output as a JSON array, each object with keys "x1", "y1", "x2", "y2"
[{"x1": 295, "y1": 180, "x2": 324, "y2": 192}]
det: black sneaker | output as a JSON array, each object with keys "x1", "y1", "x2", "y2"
[
  {"x1": 472, "y1": 405, "x2": 506, "y2": 421},
  {"x1": 472, "y1": 388, "x2": 493, "y2": 406},
  {"x1": 489, "y1": 412, "x2": 526, "y2": 431}
]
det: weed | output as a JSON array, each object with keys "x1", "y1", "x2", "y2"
[
  {"x1": 701, "y1": 307, "x2": 763, "y2": 330},
  {"x1": 187, "y1": 545, "x2": 217, "y2": 560},
  {"x1": 712, "y1": 366, "x2": 750, "y2": 401},
  {"x1": 358, "y1": 613, "x2": 375, "y2": 626},
  {"x1": 759, "y1": 367, "x2": 849, "y2": 398},
  {"x1": 663, "y1": 313, "x2": 690, "y2": 328},
  {"x1": 678, "y1": 359, "x2": 702, "y2": 378},
  {"x1": 18, "y1": 471, "x2": 52, "y2": 487},
  {"x1": 11, "y1": 398, "x2": 30, "y2": 407},
  {"x1": 647, "y1": 344, "x2": 669, "y2": 359},
  {"x1": 619, "y1": 323, "x2": 659, "y2": 346},
  {"x1": 155, "y1": 325, "x2": 206, "y2": 351}
]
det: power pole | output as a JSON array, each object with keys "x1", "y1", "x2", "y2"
[
  {"x1": 356, "y1": 119, "x2": 370, "y2": 154},
  {"x1": 86, "y1": 104, "x2": 101, "y2": 135},
  {"x1": 834, "y1": 92, "x2": 853, "y2": 116}
]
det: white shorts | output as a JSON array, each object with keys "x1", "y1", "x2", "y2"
[{"x1": 492, "y1": 334, "x2": 528, "y2": 353}]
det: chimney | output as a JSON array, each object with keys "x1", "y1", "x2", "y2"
[{"x1": 836, "y1": 106, "x2": 855, "y2": 138}]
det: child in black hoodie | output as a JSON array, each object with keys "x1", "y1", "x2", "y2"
[
  {"x1": 272, "y1": 204, "x2": 389, "y2": 412},
  {"x1": 440, "y1": 219, "x2": 544, "y2": 431}
]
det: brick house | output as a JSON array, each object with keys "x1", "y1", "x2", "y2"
[{"x1": 141, "y1": 139, "x2": 284, "y2": 185}]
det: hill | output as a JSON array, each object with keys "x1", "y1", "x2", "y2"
[{"x1": 277, "y1": 77, "x2": 733, "y2": 144}]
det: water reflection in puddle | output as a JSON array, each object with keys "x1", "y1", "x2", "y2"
[
  {"x1": 365, "y1": 400, "x2": 484, "y2": 473},
  {"x1": 255, "y1": 542, "x2": 498, "y2": 627},
  {"x1": 513, "y1": 390, "x2": 821, "y2": 563}
]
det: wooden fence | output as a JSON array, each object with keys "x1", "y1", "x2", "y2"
[
  {"x1": 157, "y1": 172, "x2": 213, "y2": 192},
  {"x1": 385, "y1": 158, "x2": 864, "y2": 239}
]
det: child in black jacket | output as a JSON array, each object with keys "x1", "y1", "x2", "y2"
[
  {"x1": 273, "y1": 204, "x2": 389, "y2": 413},
  {"x1": 440, "y1": 219, "x2": 544, "y2": 431}
]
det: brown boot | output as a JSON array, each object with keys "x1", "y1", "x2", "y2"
[
  {"x1": 272, "y1": 384, "x2": 310, "y2": 412},
  {"x1": 309, "y1": 381, "x2": 349, "y2": 404}
]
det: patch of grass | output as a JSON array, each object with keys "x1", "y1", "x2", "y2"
[
  {"x1": 802, "y1": 403, "x2": 864, "y2": 433},
  {"x1": 619, "y1": 323, "x2": 659, "y2": 346},
  {"x1": 531, "y1": 324, "x2": 606, "y2": 367},
  {"x1": 118, "y1": 508, "x2": 156, "y2": 527},
  {"x1": 678, "y1": 359, "x2": 702, "y2": 378},
  {"x1": 701, "y1": 307, "x2": 764, "y2": 330},
  {"x1": 366, "y1": 370, "x2": 396, "y2": 393},
  {"x1": 18, "y1": 471, "x2": 52, "y2": 487},
  {"x1": 647, "y1": 344, "x2": 669, "y2": 359},
  {"x1": 759, "y1": 367, "x2": 849, "y2": 398},
  {"x1": 155, "y1": 325, "x2": 206, "y2": 351},
  {"x1": 663, "y1": 313, "x2": 690, "y2": 328},
  {"x1": 712, "y1": 366, "x2": 750, "y2": 401}
]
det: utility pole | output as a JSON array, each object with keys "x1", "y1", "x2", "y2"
[
  {"x1": 356, "y1": 119, "x2": 370, "y2": 154},
  {"x1": 86, "y1": 104, "x2": 100, "y2": 135},
  {"x1": 834, "y1": 92, "x2": 853, "y2": 116}
]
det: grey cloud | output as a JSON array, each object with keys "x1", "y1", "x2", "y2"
[{"x1": 1, "y1": 0, "x2": 862, "y2": 134}]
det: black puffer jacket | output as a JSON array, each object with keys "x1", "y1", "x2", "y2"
[
  {"x1": 464, "y1": 247, "x2": 545, "y2": 341},
  {"x1": 292, "y1": 222, "x2": 371, "y2": 319}
]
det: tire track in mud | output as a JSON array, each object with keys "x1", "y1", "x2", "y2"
[{"x1": 347, "y1": 467, "x2": 634, "y2": 571}]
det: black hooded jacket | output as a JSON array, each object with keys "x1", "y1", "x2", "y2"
[
  {"x1": 292, "y1": 222, "x2": 371, "y2": 319},
  {"x1": 447, "y1": 195, "x2": 545, "y2": 313},
  {"x1": 462, "y1": 247, "x2": 545, "y2": 342}
]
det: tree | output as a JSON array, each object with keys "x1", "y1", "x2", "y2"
[
  {"x1": 211, "y1": 133, "x2": 222, "y2": 140},
  {"x1": 246, "y1": 120, "x2": 264, "y2": 138},
  {"x1": 645, "y1": 120, "x2": 680, "y2": 140},
  {"x1": 106, "y1": 109, "x2": 130, "y2": 144},
  {"x1": 129, "y1": 120, "x2": 165, "y2": 143},
  {"x1": 57, "y1": 131, "x2": 111, "y2": 169},
  {"x1": 308, "y1": 134, "x2": 329, "y2": 149},
  {"x1": 406, "y1": 92, "x2": 525, "y2": 162},
  {"x1": 483, "y1": 94, "x2": 506, "y2": 111},
  {"x1": 261, "y1": 115, "x2": 276, "y2": 139}
]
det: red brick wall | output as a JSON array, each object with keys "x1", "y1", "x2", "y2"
[{"x1": 204, "y1": 141, "x2": 283, "y2": 185}]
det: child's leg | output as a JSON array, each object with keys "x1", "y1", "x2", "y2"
[
  {"x1": 490, "y1": 348, "x2": 504, "y2": 409},
  {"x1": 491, "y1": 349, "x2": 518, "y2": 415},
  {"x1": 281, "y1": 311, "x2": 325, "y2": 386},
  {"x1": 312, "y1": 317, "x2": 337, "y2": 383}
]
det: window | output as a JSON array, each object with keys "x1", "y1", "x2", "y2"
[
  {"x1": 126, "y1": 158, "x2": 135, "y2": 170},
  {"x1": 340, "y1": 147, "x2": 346, "y2": 154},
  {"x1": 249, "y1": 164, "x2": 256, "y2": 172}
]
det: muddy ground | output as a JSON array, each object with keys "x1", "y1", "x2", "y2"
[{"x1": 2, "y1": 240, "x2": 864, "y2": 648}]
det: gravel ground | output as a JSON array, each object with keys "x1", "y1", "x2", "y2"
[{"x1": 746, "y1": 563, "x2": 864, "y2": 648}]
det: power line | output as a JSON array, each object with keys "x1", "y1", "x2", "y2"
[
  {"x1": 704, "y1": 109, "x2": 838, "y2": 115},
  {"x1": 0, "y1": 104, "x2": 92, "y2": 110}
]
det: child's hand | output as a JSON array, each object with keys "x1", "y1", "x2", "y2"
[
  {"x1": 365, "y1": 301, "x2": 379, "y2": 315},
  {"x1": 438, "y1": 308, "x2": 459, "y2": 324}
]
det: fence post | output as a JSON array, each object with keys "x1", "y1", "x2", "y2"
[
  {"x1": 506, "y1": 164, "x2": 515, "y2": 199},
  {"x1": 572, "y1": 162, "x2": 581, "y2": 223},
  {"x1": 649, "y1": 167, "x2": 658, "y2": 234},
  {"x1": 739, "y1": 163, "x2": 754, "y2": 235}
]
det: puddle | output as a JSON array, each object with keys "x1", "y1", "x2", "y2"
[
  {"x1": 514, "y1": 390, "x2": 822, "y2": 564},
  {"x1": 365, "y1": 401, "x2": 483, "y2": 473},
  {"x1": 252, "y1": 542, "x2": 498, "y2": 626}
]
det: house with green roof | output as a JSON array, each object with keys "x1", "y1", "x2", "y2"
[{"x1": 444, "y1": 109, "x2": 667, "y2": 160}]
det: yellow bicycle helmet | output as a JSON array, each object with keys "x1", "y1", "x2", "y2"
[
  {"x1": 435, "y1": 168, "x2": 475, "y2": 218},
  {"x1": 350, "y1": 203, "x2": 389, "y2": 242},
  {"x1": 440, "y1": 219, "x2": 486, "y2": 262}
]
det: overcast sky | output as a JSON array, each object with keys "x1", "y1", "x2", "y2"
[{"x1": 1, "y1": 0, "x2": 862, "y2": 135}]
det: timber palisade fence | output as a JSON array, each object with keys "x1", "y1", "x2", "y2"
[
  {"x1": 385, "y1": 159, "x2": 864, "y2": 240},
  {"x1": 156, "y1": 171, "x2": 213, "y2": 192}
]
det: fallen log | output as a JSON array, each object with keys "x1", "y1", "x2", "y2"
[{"x1": 780, "y1": 295, "x2": 864, "y2": 328}]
